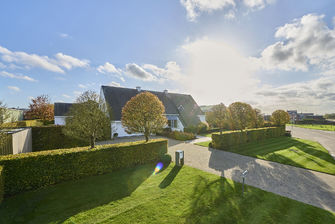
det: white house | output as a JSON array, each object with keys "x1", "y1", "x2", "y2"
[{"x1": 54, "y1": 86, "x2": 205, "y2": 138}]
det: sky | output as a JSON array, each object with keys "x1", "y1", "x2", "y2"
[{"x1": 0, "y1": 0, "x2": 335, "y2": 115}]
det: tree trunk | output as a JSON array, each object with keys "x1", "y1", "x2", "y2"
[
  {"x1": 90, "y1": 136, "x2": 95, "y2": 149},
  {"x1": 145, "y1": 134, "x2": 149, "y2": 142},
  {"x1": 220, "y1": 128, "x2": 222, "y2": 135}
]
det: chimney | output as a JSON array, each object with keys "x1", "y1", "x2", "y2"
[
  {"x1": 136, "y1": 86, "x2": 141, "y2": 92},
  {"x1": 164, "y1": 89, "x2": 168, "y2": 94}
]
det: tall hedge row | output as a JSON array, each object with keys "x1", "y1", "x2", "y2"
[
  {"x1": 32, "y1": 126, "x2": 89, "y2": 151},
  {"x1": 212, "y1": 126, "x2": 285, "y2": 150},
  {"x1": 1, "y1": 120, "x2": 44, "y2": 128},
  {"x1": 0, "y1": 166, "x2": 3, "y2": 204},
  {"x1": 0, "y1": 139, "x2": 167, "y2": 196}
]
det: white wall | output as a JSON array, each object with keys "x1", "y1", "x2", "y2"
[
  {"x1": 111, "y1": 121, "x2": 142, "y2": 137},
  {"x1": 198, "y1": 115, "x2": 206, "y2": 123},
  {"x1": 54, "y1": 116, "x2": 67, "y2": 125},
  {"x1": 12, "y1": 128, "x2": 32, "y2": 154}
]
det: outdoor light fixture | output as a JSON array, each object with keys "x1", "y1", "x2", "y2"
[
  {"x1": 175, "y1": 150, "x2": 184, "y2": 166},
  {"x1": 241, "y1": 169, "x2": 248, "y2": 196}
]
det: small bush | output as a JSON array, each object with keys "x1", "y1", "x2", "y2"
[
  {"x1": 212, "y1": 126, "x2": 285, "y2": 150},
  {"x1": 0, "y1": 166, "x2": 3, "y2": 204},
  {"x1": 285, "y1": 131, "x2": 292, "y2": 137},
  {"x1": 197, "y1": 122, "x2": 209, "y2": 134},
  {"x1": 158, "y1": 130, "x2": 195, "y2": 141},
  {"x1": 184, "y1": 125, "x2": 197, "y2": 134},
  {"x1": 0, "y1": 139, "x2": 167, "y2": 196}
]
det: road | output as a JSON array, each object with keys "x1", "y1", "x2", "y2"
[{"x1": 286, "y1": 125, "x2": 335, "y2": 159}]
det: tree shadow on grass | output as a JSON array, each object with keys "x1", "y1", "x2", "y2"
[
  {"x1": 0, "y1": 163, "x2": 158, "y2": 224},
  {"x1": 159, "y1": 165, "x2": 181, "y2": 188}
]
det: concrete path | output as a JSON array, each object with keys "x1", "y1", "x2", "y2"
[
  {"x1": 168, "y1": 140, "x2": 335, "y2": 213},
  {"x1": 287, "y1": 126, "x2": 335, "y2": 159}
]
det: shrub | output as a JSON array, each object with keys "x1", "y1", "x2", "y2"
[
  {"x1": 0, "y1": 139, "x2": 167, "y2": 196},
  {"x1": 212, "y1": 126, "x2": 285, "y2": 150},
  {"x1": 158, "y1": 130, "x2": 196, "y2": 141},
  {"x1": 184, "y1": 125, "x2": 197, "y2": 134},
  {"x1": 32, "y1": 126, "x2": 89, "y2": 151},
  {"x1": 285, "y1": 131, "x2": 292, "y2": 137},
  {"x1": 0, "y1": 166, "x2": 3, "y2": 204},
  {"x1": 197, "y1": 122, "x2": 209, "y2": 134}
]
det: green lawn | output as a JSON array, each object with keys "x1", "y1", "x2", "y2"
[
  {"x1": 290, "y1": 124, "x2": 335, "y2": 131},
  {"x1": 1, "y1": 164, "x2": 334, "y2": 224},
  {"x1": 196, "y1": 137, "x2": 335, "y2": 175}
]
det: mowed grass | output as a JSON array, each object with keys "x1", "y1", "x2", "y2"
[
  {"x1": 196, "y1": 137, "x2": 335, "y2": 175},
  {"x1": 291, "y1": 124, "x2": 335, "y2": 131},
  {"x1": 0, "y1": 163, "x2": 334, "y2": 224}
]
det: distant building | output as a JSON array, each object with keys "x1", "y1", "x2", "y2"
[{"x1": 263, "y1": 115, "x2": 271, "y2": 121}]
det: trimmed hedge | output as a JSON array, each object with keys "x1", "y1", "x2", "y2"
[
  {"x1": 0, "y1": 166, "x2": 3, "y2": 204},
  {"x1": 32, "y1": 126, "x2": 89, "y2": 151},
  {"x1": 212, "y1": 126, "x2": 285, "y2": 150},
  {"x1": 0, "y1": 139, "x2": 167, "y2": 196},
  {"x1": 1, "y1": 120, "x2": 44, "y2": 128},
  {"x1": 158, "y1": 130, "x2": 196, "y2": 141}
]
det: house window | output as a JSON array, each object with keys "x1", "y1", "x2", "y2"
[
  {"x1": 178, "y1": 105, "x2": 184, "y2": 112},
  {"x1": 168, "y1": 119, "x2": 178, "y2": 128}
]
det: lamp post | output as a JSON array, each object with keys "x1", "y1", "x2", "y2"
[{"x1": 241, "y1": 170, "x2": 248, "y2": 196}]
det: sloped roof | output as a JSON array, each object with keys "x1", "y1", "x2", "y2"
[
  {"x1": 54, "y1": 103, "x2": 74, "y2": 116},
  {"x1": 101, "y1": 86, "x2": 204, "y2": 127}
]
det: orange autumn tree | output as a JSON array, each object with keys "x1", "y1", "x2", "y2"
[
  {"x1": 121, "y1": 92, "x2": 167, "y2": 142},
  {"x1": 25, "y1": 95, "x2": 54, "y2": 121}
]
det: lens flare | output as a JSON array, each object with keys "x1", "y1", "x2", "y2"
[{"x1": 152, "y1": 162, "x2": 163, "y2": 175}]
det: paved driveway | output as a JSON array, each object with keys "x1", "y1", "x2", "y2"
[{"x1": 287, "y1": 125, "x2": 335, "y2": 159}]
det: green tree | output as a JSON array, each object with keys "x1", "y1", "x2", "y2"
[
  {"x1": 253, "y1": 108, "x2": 265, "y2": 128},
  {"x1": 271, "y1": 110, "x2": 290, "y2": 126},
  {"x1": 63, "y1": 91, "x2": 111, "y2": 149},
  {"x1": 205, "y1": 103, "x2": 228, "y2": 134},
  {"x1": 25, "y1": 95, "x2": 54, "y2": 121},
  {"x1": 228, "y1": 102, "x2": 255, "y2": 131},
  {"x1": 324, "y1": 113, "x2": 335, "y2": 119},
  {"x1": 0, "y1": 101, "x2": 10, "y2": 150},
  {"x1": 121, "y1": 92, "x2": 167, "y2": 142}
]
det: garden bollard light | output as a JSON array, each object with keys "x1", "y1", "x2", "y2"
[
  {"x1": 241, "y1": 170, "x2": 248, "y2": 196},
  {"x1": 175, "y1": 150, "x2": 184, "y2": 166}
]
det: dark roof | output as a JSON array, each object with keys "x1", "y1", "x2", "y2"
[
  {"x1": 54, "y1": 103, "x2": 74, "y2": 116},
  {"x1": 101, "y1": 86, "x2": 204, "y2": 127}
]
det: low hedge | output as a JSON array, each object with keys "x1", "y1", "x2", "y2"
[
  {"x1": 0, "y1": 166, "x2": 3, "y2": 204},
  {"x1": 32, "y1": 126, "x2": 89, "y2": 151},
  {"x1": 158, "y1": 130, "x2": 196, "y2": 141},
  {"x1": 1, "y1": 120, "x2": 44, "y2": 128},
  {"x1": 0, "y1": 139, "x2": 167, "y2": 196},
  {"x1": 212, "y1": 126, "x2": 285, "y2": 150}
]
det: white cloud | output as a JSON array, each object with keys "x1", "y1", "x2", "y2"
[
  {"x1": 59, "y1": 33, "x2": 70, "y2": 39},
  {"x1": 125, "y1": 63, "x2": 157, "y2": 81},
  {"x1": 243, "y1": 0, "x2": 274, "y2": 10},
  {"x1": 254, "y1": 76, "x2": 335, "y2": 114},
  {"x1": 8, "y1": 86, "x2": 20, "y2": 92},
  {"x1": 78, "y1": 84, "x2": 87, "y2": 89},
  {"x1": 97, "y1": 62, "x2": 121, "y2": 74},
  {"x1": 254, "y1": 14, "x2": 335, "y2": 73},
  {"x1": 73, "y1": 91, "x2": 82, "y2": 96},
  {"x1": 143, "y1": 61, "x2": 183, "y2": 81},
  {"x1": 108, "y1": 81, "x2": 122, "y2": 87},
  {"x1": 0, "y1": 71, "x2": 37, "y2": 82},
  {"x1": 62, "y1": 94, "x2": 71, "y2": 99},
  {"x1": 54, "y1": 53, "x2": 89, "y2": 70},
  {"x1": 0, "y1": 62, "x2": 5, "y2": 69},
  {"x1": 0, "y1": 45, "x2": 90, "y2": 73},
  {"x1": 180, "y1": 0, "x2": 274, "y2": 21}
]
